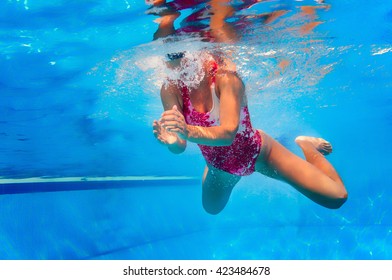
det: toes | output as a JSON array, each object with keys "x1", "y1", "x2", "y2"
[
  {"x1": 318, "y1": 139, "x2": 333, "y2": 155},
  {"x1": 321, "y1": 143, "x2": 332, "y2": 150}
]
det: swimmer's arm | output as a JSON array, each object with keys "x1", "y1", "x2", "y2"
[
  {"x1": 162, "y1": 72, "x2": 242, "y2": 146},
  {"x1": 187, "y1": 73, "x2": 241, "y2": 146},
  {"x1": 158, "y1": 84, "x2": 187, "y2": 154}
]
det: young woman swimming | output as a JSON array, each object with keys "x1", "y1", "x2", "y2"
[{"x1": 153, "y1": 52, "x2": 348, "y2": 214}]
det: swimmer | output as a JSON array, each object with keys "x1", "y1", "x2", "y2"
[{"x1": 152, "y1": 53, "x2": 348, "y2": 214}]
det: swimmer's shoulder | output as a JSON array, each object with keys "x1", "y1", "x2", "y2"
[
  {"x1": 215, "y1": 69, "x2": 245, "y2": 89},
  {"x1": 161, "y1": 80, "x2": 183, "y2": 97},
  {"x1": 160, "y1": 81, "x2": 184, "y2": 109},
  {"x1": 214, "y1": 68, "x2": 246, "y2": 103}
]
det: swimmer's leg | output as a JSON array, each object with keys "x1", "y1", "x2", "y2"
[
  {"x1": 202, "y1": 165, "x2": 241, "y2": 215},
  {"x1": 255, "y1": 131, "x2": 347, "y2": 209}
]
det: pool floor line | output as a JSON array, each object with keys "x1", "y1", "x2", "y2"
[
  {"x1": 0, "y1": 176, "x2": 199, "y2": 195},
  {"x1": 83, "y1": 227, "x2": 211, "y2": 260}
]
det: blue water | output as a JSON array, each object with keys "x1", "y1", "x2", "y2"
[{"x1": 0, "y1": 0, "x2": 391, "y2": 259}]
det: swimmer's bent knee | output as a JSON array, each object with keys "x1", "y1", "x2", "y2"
[
  {"x1": 325, "y1": 190, "x2": 348, "y2": 209},
  {"x1": 202, "y1": 201, "x2": 225, "y2": 215}
]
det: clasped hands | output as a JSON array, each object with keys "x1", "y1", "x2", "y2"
[{"x1": 153, "y1": 105, "x2": 189, "y2": 145}]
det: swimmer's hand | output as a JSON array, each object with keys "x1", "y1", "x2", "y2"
[
  {"x1": 160, "y1": 105, "x2": 189, "y2": 140},
  {"x1": 153, "y1": 119, "x2": 178, "y2": 145}
]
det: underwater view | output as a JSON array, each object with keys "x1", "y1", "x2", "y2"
[{"x1": 0, "y1": 0, "x2": 391, "y2": 259}]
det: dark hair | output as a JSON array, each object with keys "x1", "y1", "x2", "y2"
[{"x1": 166, "y1": 52, "x2": 185, "y2": 61}]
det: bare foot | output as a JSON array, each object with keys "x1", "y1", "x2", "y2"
[{"x1": 295, "y1": 136, "x2": 333, "y2": 155}]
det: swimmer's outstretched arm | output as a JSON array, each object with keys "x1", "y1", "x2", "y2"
[{"x1": 161, "y1": 72, "x2": 243, "y2": 146}]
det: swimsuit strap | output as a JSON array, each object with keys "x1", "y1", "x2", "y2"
[{"x1": 210, "y1": 61, "x2": 218, "y2": 84}]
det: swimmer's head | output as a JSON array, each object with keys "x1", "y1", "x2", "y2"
[{"x1": 163, "y1": 51, "x2": 213, "y2": 89}]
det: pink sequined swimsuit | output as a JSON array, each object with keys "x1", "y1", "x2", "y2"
[{"x1": 181, "y1": 81, "x2": 262, "y2": 176}]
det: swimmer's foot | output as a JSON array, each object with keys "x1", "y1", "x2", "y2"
[{"x1": 295, "y1": 136, "x2": 333, "y2": 155}]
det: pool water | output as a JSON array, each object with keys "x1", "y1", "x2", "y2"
[{"x1": 0, "y1": 0, "x2": 391, "y2": 259}]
